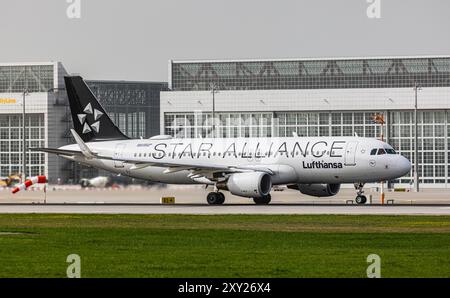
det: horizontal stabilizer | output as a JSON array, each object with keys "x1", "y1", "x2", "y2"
[
  {"x1": 70, "y1": 129, "x2": 97, "y2": 159},
  {"x1": 29, "y1": 147, "x2": 82, "y2": 157}
]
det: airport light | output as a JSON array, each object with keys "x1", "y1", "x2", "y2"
[
  {"x1": 209, "y1": 83, "x2": 219, "y2": 138},
  {"x1": 22, "y1": 89, "x2": 29, "y2": 183},
  {"x1": 413, "y1": 82, "x2": 421, "y2": 192},
  {"x1": 371, "y1": 113, "x2": 385, "y2": 140},
  {"x1": 371, "y1": 113, "x2": 386, "y2": 204}
]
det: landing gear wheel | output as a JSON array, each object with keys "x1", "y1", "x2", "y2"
[
  {"x1": 217, "y1": 192, "x2": 225, "y2": 204},
  {"x1": 253, "y1": 194, "x2": 271, "y2": 205},
  {"x1": 355, "y1": 195, "x2": 367, "y2": 205},
  {"x1": 354, "y1": 183, "x2": 367, "y2": 205},
  {"x1": 207, "y1": 192, "x2": 225, "y2": 205}
]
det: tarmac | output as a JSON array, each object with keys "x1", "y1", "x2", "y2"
[
  {"x1": 0, "y1": 185, "x2": 449, "y2": 215},
  {"x1": 0, "y1": 203, "x2": 449, "y2": 215}
]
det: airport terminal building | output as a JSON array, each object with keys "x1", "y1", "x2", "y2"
[
  {"x1": 0, "y1": 62, "x2": 67, "y2": 182},
  {"x1": 0, "y1": 62, "x2": 166, "y2": 183},
  {"x1": 161, "y1": 56, "x2": 450, "y2": 187}
]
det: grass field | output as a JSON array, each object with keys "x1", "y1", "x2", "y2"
[{"x1": 0, "y1": 214, "x2": 449, "y2": 277}]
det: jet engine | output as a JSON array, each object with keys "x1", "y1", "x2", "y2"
[
  {"x1": 289, "y1": 183, "x2": 341, "y2": 197},
  {"x1": 218, "y1": 172, "x2": 272, "y2": 198}
]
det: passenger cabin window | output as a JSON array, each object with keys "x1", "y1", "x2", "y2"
[{"x1": 370, "y1": 149, "x2": 377, "y2": 155}]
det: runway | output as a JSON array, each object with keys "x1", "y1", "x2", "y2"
[
  {"x1": 0, "y1": 203, "x2": 449, "y2": 215},
  {"x1": 2, "y1": 185, "x2": 450, "y2": 215}
]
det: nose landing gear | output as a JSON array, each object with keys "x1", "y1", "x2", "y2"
[{"x1": 354, "y1": 183, "x2": 367, "y2": 204}]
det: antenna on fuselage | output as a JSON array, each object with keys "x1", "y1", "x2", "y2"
[
  {"x1": 354, "y1": 132, "x2": 359, "y2": 137},
  {"x1": 292, "y1": 131, "x2": 298, "y2": 137}
]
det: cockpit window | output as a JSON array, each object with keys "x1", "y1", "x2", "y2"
[
  {"x1": 377, "y1": 148, "x2": 386, "y2": 155},
  {"x1": 371, "y1": 148, "x2": 396, "y2": 155},
  {"x1": 385, "y1": 148, "x2": 396, "y2": 154}
]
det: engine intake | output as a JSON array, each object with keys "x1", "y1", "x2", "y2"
[
  {"x1": 219, "y1": 172, "x2": 272, "y2": 198},
  {"x1": 289, "y1": 183, "x2": 341, "y2": 197}
]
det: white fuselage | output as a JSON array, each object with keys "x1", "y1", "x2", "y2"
[{"x1": 60, "y1": 136, "x2": 411, "y2": 185}]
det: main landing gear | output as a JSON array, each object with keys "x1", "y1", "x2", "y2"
[
  {"x1": 206, "y1": 192, "x2": 225, "y2": 205},
  {"x1": 354, "y1": 182, "x2": 367, "y2": 204},
  {"x1": 206, "y1": 192, "x2": 272, "y2": 205},
  {"x1": 253, "y1": 194, "x2": 271, "y2": 205}
]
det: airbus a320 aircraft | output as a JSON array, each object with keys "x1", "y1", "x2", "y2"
[{"x1": 32, "y1": 76, "x2": 411, "y2": 205}]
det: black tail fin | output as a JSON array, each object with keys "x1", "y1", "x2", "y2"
[{"x1": 64, "y1": 76, "x2": 129, "y2": 142}]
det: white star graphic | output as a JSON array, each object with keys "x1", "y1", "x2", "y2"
[
  {"x1": 77, "y1": 114, "x2": 86, "y2": 124},
  {"x1": 82, "y1": 122, "x2": 91, "y2": 134},
  {"x1": 94, "y1": 109, "x2": 103, "y2": 121},
  {"x1": 83, "y1": 103, "x2": 93, "y2": 114},
  {"x1": 91, "y1": 121, "x2": 100, "y2": 133}
]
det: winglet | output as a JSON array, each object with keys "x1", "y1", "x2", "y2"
[{"x1": 70, "y1": 129, "x2": 96, "y2": 159}]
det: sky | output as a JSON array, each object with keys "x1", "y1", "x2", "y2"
[{"x1": 1, "y1": 0, "x2": 449, "y2": 82}]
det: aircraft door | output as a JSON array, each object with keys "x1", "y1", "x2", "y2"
[
  {"x1": 344, "y1": 141, "x2": 358, "y2": 166},
  {"x1": 114, "y1": 143, "x2": 127, "y2": 168}
]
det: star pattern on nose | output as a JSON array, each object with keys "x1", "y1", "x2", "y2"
[{"x1": 78, "y1": 103, "x2": 104, "y2": 134}]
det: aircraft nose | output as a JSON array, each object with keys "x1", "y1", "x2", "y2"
[{"x1": 397, "y1": 155, "x2": 411, "y2": 177}]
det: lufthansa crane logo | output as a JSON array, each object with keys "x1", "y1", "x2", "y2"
[{"x1": 77, "y1": 103, "x2": 103, "y2": 134}]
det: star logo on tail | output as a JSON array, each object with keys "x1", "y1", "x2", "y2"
[{"x1": 78, "y1": 103, "x2": 104, "y2": 134}]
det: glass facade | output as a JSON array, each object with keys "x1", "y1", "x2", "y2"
[
  {"x1": 165, "y1": 112, "x2": 273, "y2": 138},
  {"x1": 276, "y1": 111, "x2": 384, "y2": 138},
  {"x1": 171, "y1": 57, "x2": 450, "y2": 91},
  {"x1": 0, "y1": 114, "x2": 45, "y2": 177},
  {"x1": 87, "y1": 81, "x2": 168, "y2": 138},
  {"x1": 164, "y1": 110, "x2": 450, "y2": 185},
  {"x1": 0, "y1": 65, "x2": 54, "y2": 92},
  {"x1": 390, "y1": 111, "x2": 449, "y2": 184},
  {"x1": 164, "y1": 111, "x2": 385, "y2": 139}
]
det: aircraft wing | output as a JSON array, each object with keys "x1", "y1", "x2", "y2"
[
  {"x1": 102, "y1": 154, "x2": 274, "y2": 176},
  {"x1": 30, "y1": 147, "x2": 274, "y2": 176},
  {"x1": 33, "y1": 130, "x2": 274, "y2": 179}
]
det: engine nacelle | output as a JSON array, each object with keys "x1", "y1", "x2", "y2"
[
  {"x1": 221, "y1": 172, "x2": 272, "y2": 198},
  {"x1": 291, "y1": 183, "x2": 341, "y2": 197}
]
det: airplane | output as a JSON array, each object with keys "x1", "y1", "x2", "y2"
[
  {"x1": 31, "y1": 76, "x2": 411, "y2": 205},
  {"x1": 80, "y1": 176, "x2": 110, "y2": 188}
]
